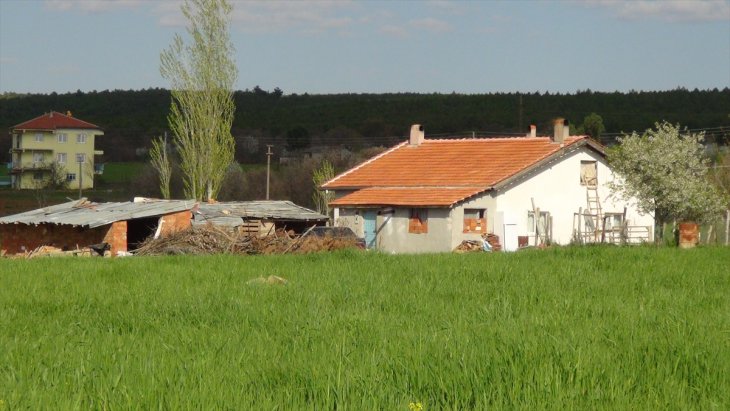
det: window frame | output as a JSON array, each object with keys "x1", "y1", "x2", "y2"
[
  {"x1": 75, "y1": 153, "x2": 86, "y2": 164},
  {"x1": 76, "y1": 133, "x2": 87, "y2": 144},
  {"x1": 409, "y1": 208, "x2": 429, "y2": 234},
  {"x1": 580, "y1": 160, "x2": 598, "y2": 186},
  {"x1": 66, "y1": 173, "x2": 76, "y2": 181},
  {"x1": 57, "y1": 133, "x2": 68, "y2": 143},
  {"x1": 56, "y1": 153, "x2": 67, "y2": 164},
  {"x1": 32, "y1": 152, "x2": 44, "y2": 163},
  {"x1": 463, "y1": 208, "x2": 487, "y2": 233},
  {"x1": 34, "y1": 133, "x2": 44, "y2": 142}
]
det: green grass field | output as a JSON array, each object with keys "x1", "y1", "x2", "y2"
[{"x1": 1, "y1": 246, "x2": 728, "y2": 409}]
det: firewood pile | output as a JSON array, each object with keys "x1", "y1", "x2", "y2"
[
  {"x1": 453, "y1": 233, "x2": 502, "y2": 253},
  {"x1": 134, "y1": 225, "x2": 360, "y2": 256}
]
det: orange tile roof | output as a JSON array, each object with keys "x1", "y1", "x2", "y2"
[
  {"x1": 324, "y1": 136, "x2": 599, "y2": 207},
  {"x1": 12, "y1": 111, "x2": 101, "y2": 131},
  {"x1": 330, "y1": 187, "x2": 485, "y2": 207},
  {"x1": 323, "y1": 136, "x2": 587, "y2": 189}
]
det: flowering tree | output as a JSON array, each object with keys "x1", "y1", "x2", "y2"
[{"x1": 608, "y1": 121, "x2": 727, "y2": 241}]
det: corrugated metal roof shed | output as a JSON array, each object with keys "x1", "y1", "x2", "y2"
[
  {"x1": 194, "y1": 201, "x2": 328, "y2": 226},
  {"x1": 0, "y1": 198, "x2": 195, "y2": 228}
]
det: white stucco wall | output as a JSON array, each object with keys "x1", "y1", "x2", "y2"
[{"x1": 492, "y1": 148, "x2": 653, "y2": 245}]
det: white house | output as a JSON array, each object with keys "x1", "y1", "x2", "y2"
[{"x1": 321, "y1": 122, "x2": 654, "y2": 253}]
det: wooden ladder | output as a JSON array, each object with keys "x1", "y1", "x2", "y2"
[{"x1": 586, "y1": 186, "x2": 603, "y2": 240}]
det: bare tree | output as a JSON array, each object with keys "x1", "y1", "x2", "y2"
[{"x1": 160, "y1": 0, "x2": 237, "y2": 201}]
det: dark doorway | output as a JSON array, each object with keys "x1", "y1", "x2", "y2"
[{"x1": 127, "y1": 217, "x2": 159, "y2": 250}]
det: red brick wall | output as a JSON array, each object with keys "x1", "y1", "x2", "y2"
[
  {"x1": 103, "y1": 221, "x2": 127, "y2": 256},
  {"x1": 0, "y1": 210, "x2": 192, "y2": 257},
  {"x1": 159, "y1": 210, "x2": 192, "y2": 236},
  {"x1": 0, "y1": 223, "x2": 109, "y2": 255}
]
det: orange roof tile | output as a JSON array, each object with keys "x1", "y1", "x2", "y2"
[
  {"x1": 330, "y1": 187, "x2": 485, "y2": 207},
  {"x1": 12, "y1": 111, "x2": 101, "y2": 131},
  {"x1": 323, "y1": 136, "x2": 588, "y2": 190}
]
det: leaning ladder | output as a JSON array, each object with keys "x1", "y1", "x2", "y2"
[{"x1": 586, "y1": 186, "x2": 603, "y2": 241}]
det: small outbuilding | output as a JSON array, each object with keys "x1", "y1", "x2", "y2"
[
  {"x1": 0, "y1": 197, "x2": 195, "y2": 256},
  {"x1": 194, "y1": 200, "x2": 329, "y2": 236}
]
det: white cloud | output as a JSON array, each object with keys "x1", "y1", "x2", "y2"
[
  {"x1": 409, "y1": 17, "x2": 452, "y2": 33},
  {"x1": 379, "y1": 25, "x2": 409, "y2": 38},
  {"x1": 44, "y1": 0, "x2": 145, "y2": 13},
  {"x1": 587, "y1": 0, "x2": 730, "y2": 22},
  {"x1": 47, "y1": 63, "x2": 80, "y2": 75},
  {"x1": 378, "y1": 17, "x2": 452, "y2": 38}
]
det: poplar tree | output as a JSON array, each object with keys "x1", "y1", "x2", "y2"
[
  {"x1": 160, "y1": 0, "x2": 236, "y2": 201},
  {"x1": 149, "y1": 135, "x2": 172, "y2": 199}
]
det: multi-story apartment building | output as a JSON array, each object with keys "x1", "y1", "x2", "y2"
[{"x1": 9, "y1": 111, "x2": 104, "y2": 190}]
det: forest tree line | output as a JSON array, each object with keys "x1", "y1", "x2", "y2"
[{"x1": 1, "y1": 87, "x2": 729, "y2": 163}]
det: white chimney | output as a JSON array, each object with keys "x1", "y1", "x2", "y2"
[
  {"x1": 527, "y1": 124, "x2": 536, "y2": 138},
  {"x1": 409, "y1": 124, "x2": 424, "y2": 146},
  {"x1": 552, "y1": 118, "x2": 567, "y2": 144}
]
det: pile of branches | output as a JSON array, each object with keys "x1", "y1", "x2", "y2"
[{"x1": 134, "y1": 225, "x2": 360, "y2": 256}]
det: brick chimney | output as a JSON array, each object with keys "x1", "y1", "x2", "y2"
[
  {"x1": 409, "y1": 124, "x2": 424, "y2": 146},
  {"x1": 526, "y1": 124, "x2": 536, "y2": 138},
  {"x1": 552, "y1": 118, "x2": 568, "y2": 144}
]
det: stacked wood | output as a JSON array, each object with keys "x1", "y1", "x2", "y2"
[{"x1": 454, "y1": 240, "x2": 484, "y2": 253}]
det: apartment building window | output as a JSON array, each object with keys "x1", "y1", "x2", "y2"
[
  {"x1": 56, "y1": 153, "x2": 67, "y2": 164},
  {"x1": 33, "y1": 172, "x2": 44, "y2": 180},
  {"x1": 77, "y1": 133, "x2": 87, "y2": 143},
  {"x1": 33, "y1": 152, "x2": 44, "y2": 163},
  {"x1": 57, "y1": 133, "x2": 68, "y2": 143},
  {"x1": 66, "y1": 173, "x2": 76, "y2": 181},
  {"x1": 76, "y1": 153, "x2": 86, "y2": 163},
  {"x1": 34, "y1": 133, "x2": 43, "y2": 142},
  {"x1": 463, "y1": 208, "x2": 487, "y2": 233},
  {"x1": 409, "y1": 208, "x2": 428, "y2": 234}
]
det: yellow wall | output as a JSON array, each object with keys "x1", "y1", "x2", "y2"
[{"x1": 11, "y1": 128, "x2": 104, "y2": 190}]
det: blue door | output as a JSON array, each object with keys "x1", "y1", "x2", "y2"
[{"x1": 363, "y1": 210, "x2": 376, "y2": 249}]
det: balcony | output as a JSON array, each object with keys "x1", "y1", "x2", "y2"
[
  {"x1": 10, "y1": 147, "x2": 54, "y2": 153},
  {"x1": 9, "y1": 161, "x2": 53, "y2": 174}
]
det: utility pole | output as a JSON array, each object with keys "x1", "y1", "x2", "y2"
[{"x1": 266, "y1": 145, "x2": 273, "y2": 200}]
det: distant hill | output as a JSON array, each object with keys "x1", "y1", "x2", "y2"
[{"x1": 1, "y1": 87, "x2": 729, "y2": 162}]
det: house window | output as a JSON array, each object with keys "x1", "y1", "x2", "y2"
[
  {"x1": 527, "y1": 211, "x2": 549, "y2": 233},
  {"x1": 409, "y1": 208, "x2": 428, "y2": 234},
  {"x1": 57, "y1": 133, "x2": 67, "y2": 143},
  {"x1": 580, "y1": 161, "x2": 597, "y2": 186},
  {"x1": 33, "y1": 152, "x2": 44, "y2": 163},
  {"x1": 77, "y1": 133, "x2": 87, "y2": 143},
  {"x1": 56, "y1": 153, "x2": 67, "y2": 164},
  {"x1": 76, "y1": 153, "x2": 86, "y2": 163},
  {"x1": 33, "y1": 172, "x2": 44, "y2": 180},
  {"x1": 463, "y1": 208, "x2": 487, "y2": 233},
  {"x1": 34, "y1": 133, "x2": 43, "y2": 142},
  {"x1": 66, "y1": 173, "x2": 76, "y2": 181}
]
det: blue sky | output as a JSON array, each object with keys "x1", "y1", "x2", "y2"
[{"x1": 1, "y1": 0, "x2": 729, "y2": 95}]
